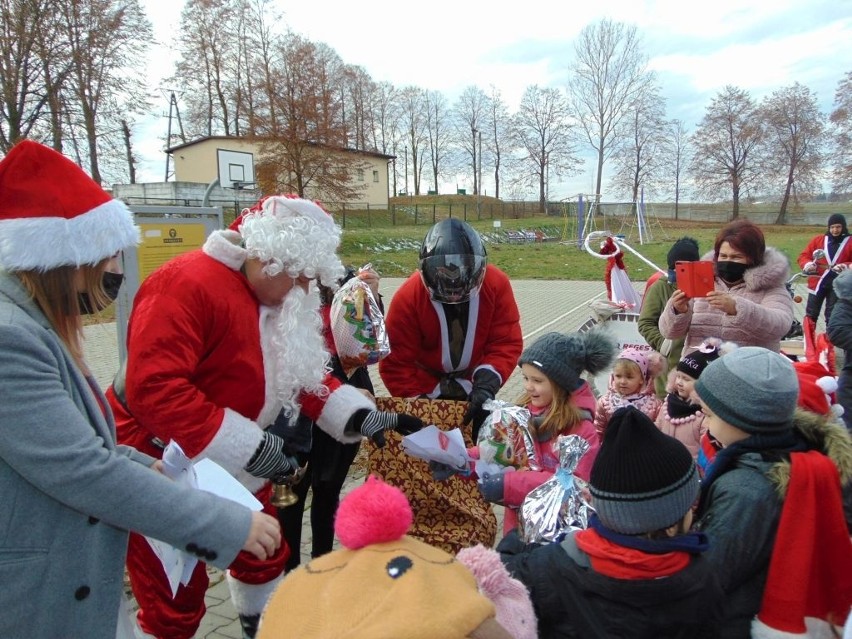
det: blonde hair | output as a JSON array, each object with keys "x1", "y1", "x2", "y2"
[
  {"x1": 16, "y1": 260, "x2": 111, "y2": 370},
  {"x1": 517, "y1": 377, "x2": 584, "y2": 440}
]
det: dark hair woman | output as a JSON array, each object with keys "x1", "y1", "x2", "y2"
[{"x1": 659, "y1": 219, "x2": 794, "y2": 357}]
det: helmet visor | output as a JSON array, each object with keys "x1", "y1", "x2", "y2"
[{"x1": 420, "y1": 254, "x2": 486, "y2": 304}]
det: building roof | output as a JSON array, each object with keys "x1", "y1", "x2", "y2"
[{"x1": 165, "y1": 135, "x2": 395, "y2": 160}]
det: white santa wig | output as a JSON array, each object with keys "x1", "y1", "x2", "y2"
[{"x1": 237, "y1": 195, "x2": 345, "y2": 287}]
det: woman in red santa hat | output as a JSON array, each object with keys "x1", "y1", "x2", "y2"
[
  {"x1": 108, "y1": 194, "x2": 423, "y2": 638},
  {"x1": 0, "y1": 140, "x2": 283, "y2": 639}
]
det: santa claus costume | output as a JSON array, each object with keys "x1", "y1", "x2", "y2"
[
  {"x1": 379, "y1": 263, "x2": 522, "y2": 399},
  {"x1": 109, "y1": 196, "x2": 379, "y2": 639}
]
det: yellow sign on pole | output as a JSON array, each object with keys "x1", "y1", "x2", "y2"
[{"x1": 137, "y1": 223, "x2": 207, "y2": 281}]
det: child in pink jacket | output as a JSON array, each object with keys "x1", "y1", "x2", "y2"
[
  {"x1": 594, "y1": 347, "x2": 665, "y2": 436},
  {"x1": 476, "y1": 328, "x2": 617, "y2": 535},
  {"x1": 655, "y1": 339, "x2": 730, "y2": 461}
]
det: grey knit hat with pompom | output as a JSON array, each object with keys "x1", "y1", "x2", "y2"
[{"x1": 518, "y1": 328, "x2": 617, "y2": 392}]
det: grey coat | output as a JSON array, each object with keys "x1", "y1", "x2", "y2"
[{"x1": 0, "y1": 272, "x2": 253, "y2": 639}]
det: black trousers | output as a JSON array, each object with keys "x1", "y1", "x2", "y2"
[
  {"x1": 277, "y1": 424, "x2": 361, "y2": 571},
  {"x1": 805, "y1": 281, "x2": 838, "y2": 323}
]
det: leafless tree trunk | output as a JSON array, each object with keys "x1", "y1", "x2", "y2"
[
  {"x1": 830, "y1": 71, "x2": 852, "y2": 195},
  {"x1": 567, "y1": 18, "x2": 653, "y2": 204},
  {"x1": 453, "y1": 86, "x2": 488, "y2": 195}
]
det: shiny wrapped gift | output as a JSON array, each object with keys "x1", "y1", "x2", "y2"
[
  {"x1": 329, "y1": 274, "x2": 389, "y2": 373},
  {"x1": 519, "y1": 435, "x2": 592, "y2": 544},
  {"x1": 474, "y1": 399, "x2": 539, "y2": 478}
]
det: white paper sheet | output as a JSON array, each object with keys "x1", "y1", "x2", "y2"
[{"x1": 401, "y1": 425, "x2": 472, "y2": 470}]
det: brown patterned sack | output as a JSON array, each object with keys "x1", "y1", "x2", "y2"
[{"x1": 366, "y1": 397, "x2": 498, "y2": 554}]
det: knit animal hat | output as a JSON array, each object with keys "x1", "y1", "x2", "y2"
[
  {"x1": 590, "y1": 406, "x2": 699, "y2": 534},
  {"x1": 695, "y1": 347, "x2": 799, "y2": 435},
  {"x1": 666, "y1": 236, "x2": 700, "y2": 270},
  {"x1": 231, "y1": 194, "x2": 345, "y2": 287},
  {"x1": 518, "y1": 327, "x2": 617, "y2": 393},
  {"x1": 258, "y1": 476, "x2": 511, "y2": 639},
  {"x1": 0, "y1": 140, "x2": 139, "y2": 271},
  {"x1": 676, "y1": 339, "x2": 723, "y2": 379}
]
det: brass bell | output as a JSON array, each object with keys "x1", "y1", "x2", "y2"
[
  {"x1": 271, "y1": 482, "x2": 299, "y2": 508},
  {"x1": 270, "y1": 462, "x2": 308, "y2": 509}
]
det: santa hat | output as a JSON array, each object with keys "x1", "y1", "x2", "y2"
[
  {"x1": 793, "y1": 361, "x2": 844, "y2": 419},
  {"x1": 0, "y1": 140, "x2": 139, "y2": 271},
  {"x1": 258, "y1": 475, "x2": 512, "y2": 639},
  {"x1": 231, "y1": 194, "x2": 344, "y2": 287}
]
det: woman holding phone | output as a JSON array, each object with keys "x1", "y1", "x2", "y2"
[{"x1": 659, "y1": 219, "x2": 793, "y2": 357}]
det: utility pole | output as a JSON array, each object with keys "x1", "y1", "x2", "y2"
[{"x1": 163, "y1": 89, "x2": 186, "y2": 182}]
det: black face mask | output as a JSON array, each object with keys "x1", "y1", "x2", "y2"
[
  {"x1": 79, "y1": 271, "x2": 124, "y2": 315},
  {"x1": 715, "y1": 260, "x2": 748, "y2": 283}
]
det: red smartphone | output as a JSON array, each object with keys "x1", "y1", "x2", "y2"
[{"x1": 676, "y1": 261, "x2": 715, "y2": 298}]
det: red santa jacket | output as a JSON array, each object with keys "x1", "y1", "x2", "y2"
[
  {"x1": 797, "y1": 233, "x2": 852, "y2": 294},
  {"x1": 379, "y1": 264, "x2": 523, "y2": 398},
  {"x1": 109, "y1": 231, "x2": 373, "y2": 493}
]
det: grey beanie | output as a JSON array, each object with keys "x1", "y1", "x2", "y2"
[
  {"x1": 590, "y1": 406, "x2": 699, "y2": 534},
  {"x1": 694, "y1": 346, "x2": 798, "y2": 435},
  {"x1": 518, "y1": 328, "x2": 617, "y2": 393}
]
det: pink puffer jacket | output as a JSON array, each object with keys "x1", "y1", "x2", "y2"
[{"x1": 659, "y1": 247, "x2": 793, "y2": 357}]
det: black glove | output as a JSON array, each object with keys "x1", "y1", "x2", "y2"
[
  {"x1": 429, "y1": 461, "x2": 460, "y2": 481},
  {"x1": 245, "y1": 431, "x2": 302, "y2": 484},
  {"x1": 347, "y1": 409, "x2": 425, "y2": 447},
  {"x1": 478, "y1": 472, "x2": 505, "y2": 505},
  {"x1": 463, "y1": 369, "x2": 501, "y2": 437}
]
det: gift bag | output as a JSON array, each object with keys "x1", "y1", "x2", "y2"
[
  {"x1": 330, "y1": 272, "x2": 389, "y2": 373},
  {"x1": 366, "y1": 397, "x2": 497, "y2": 554},
  {"x1": 519, "y1": 435, "x2": 592, "y2": 544},
  {"x1": 475, "y1": 399, "x2": 538, "y2": 478}
]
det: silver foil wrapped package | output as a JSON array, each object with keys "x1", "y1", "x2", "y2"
[
  {"x1": 475, "y1": 399, "x2": 539, "y2": 478},
  {"x1": 519, "y1": 434, "x2": 592, "y2": 544},
  {"x1": 329, "y1": 267, "x2": 390, "y2": 373}
]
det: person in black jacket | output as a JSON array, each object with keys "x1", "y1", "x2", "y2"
[
  {"x1": 498, "y1": 406, "x2": 723, "y2": 639},
  {"x1": 829, "y1": 269, "x2": 852, "y2": 433}
]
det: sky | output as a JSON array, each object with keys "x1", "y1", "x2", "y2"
[{"x1": 135, "y1": 0, "x2": 852, "y2": 200}]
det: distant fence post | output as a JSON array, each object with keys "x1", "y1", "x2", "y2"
[
  {"x1": 392, "y1": 204, "x2": 396, "y2": 226},
  {"x1": 341, "y1": 203, "x2": 346, "y2": 228},
  {"x1": 444, "y1": 206, "x2": 448, "y2": 221}
]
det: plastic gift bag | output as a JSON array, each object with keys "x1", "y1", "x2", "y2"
[
  {"x1": 474, "y1": 399, "x2": 539, "y2": 478},
  {"x1": 519, "y1": 435, "x2": 592, "y2": 544},
  {"x1": 330, "y1": 264, "x2": 390, "y2": 372}
]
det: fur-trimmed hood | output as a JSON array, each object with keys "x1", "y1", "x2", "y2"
[
  {"x1": 702, "y1": 247, "x2": 790, "y2": 293},
  {"x1": 766, "y1": 409, "x2": 852, "y2": 498}
]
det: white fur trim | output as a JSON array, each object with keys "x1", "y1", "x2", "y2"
[
  {"x1": 816, "y1": 376, "x2": 838, "y2": 394},
  {"x1": 752, "y1": 617, "x2": 840, "y2": 639},
  {"x1": 316, "y1": 384, "x2": 375, "y2": 443},
  {"x1": 196, "y1": 407, "x2": 264, "y2": 480},
  {"x1": 0, "y1": 199, "x2": 139, "y2": 271},
  {"x1": 226, "y1": 571, "x2": 284, "y2": 616},
  {"x1": 202, "y1": 229, "x2": 246, "y2": 271}
]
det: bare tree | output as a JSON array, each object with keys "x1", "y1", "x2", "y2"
[
  {"x1": 397, "y1": 86, "x2": 428, "y2": 195},
  {"x1": 663, "y1": 119, "x2": 691, "y2": 219},
  {"x1": 60, "y1": 0, "x2": 152, "y2": 184},
  {"x1": 0, "y1": 0, "x2": 67, "y2": 152},
  {"x1": 758, "y1": 83, "x2": 826, "y2": 224},
  {"x1": 567, "y1": 18, "x2": 653, "y2": 203},
  {"x1": 689, "y1": 86, "x2": 763, "y2": 219},
  {"x1": 483, "y1": 85, "x2": 514, "y2": 199},
  {"x1": 829, "y1": 70, "x2": 852, "y2": 195},
  {"x1": 424, "y1": 90, "x2": 450, "y2": 193},
  {"x1": 608, "y1": 84, "x2": 668, "y2": 206},
  {"x1": 511, "y1": 85, "x2": 579, "y2": 212},
  {"x1": 453, "y1": 86, "x2": 488, "y2": 194}
]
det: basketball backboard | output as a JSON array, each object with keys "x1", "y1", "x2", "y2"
[{"x1": 217, "y1": 148, "x2": 255, "y2": 189}]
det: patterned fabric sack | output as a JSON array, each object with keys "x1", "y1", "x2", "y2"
[{"x1": 367, "y1": 397, "x2": 498, "y2": 554}]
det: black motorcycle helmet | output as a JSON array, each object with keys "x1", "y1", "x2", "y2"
[{"x1": 419, "y1": 218, "x2": 487, "y2": 304}]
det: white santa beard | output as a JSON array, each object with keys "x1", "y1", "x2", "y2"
[{"x1": 269, "y1": 285, "x2": 331, "y2": 418}]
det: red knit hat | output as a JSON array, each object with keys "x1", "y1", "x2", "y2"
[{"x1": 0, "y1": 140, "x2": 139, "y2": 271}]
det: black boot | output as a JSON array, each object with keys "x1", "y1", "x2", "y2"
[{"x1": 239, "y1": 613, "x2": 261, "y2": 639}]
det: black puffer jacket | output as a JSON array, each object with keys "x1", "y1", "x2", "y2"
[{"x1": 497, "y1": 531, "x2": 723, "y2": 639}]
